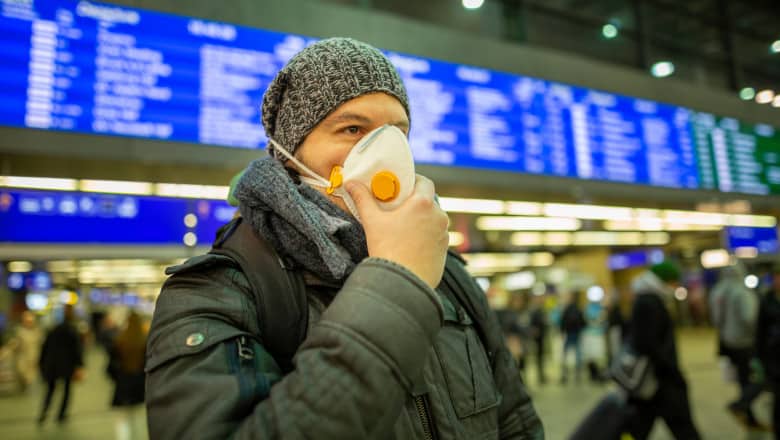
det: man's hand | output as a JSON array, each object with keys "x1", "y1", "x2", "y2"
[{"x1": 346, "y1": 175, "x2": 449, "y2": 289}]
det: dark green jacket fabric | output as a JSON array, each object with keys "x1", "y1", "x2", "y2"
[{"x1": 145, "y1": 252, "x2": 544, "y2": 439}]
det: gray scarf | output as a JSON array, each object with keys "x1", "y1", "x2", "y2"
[{"x1": 233, "y1": 157, "x2": 368, "y2": 284}]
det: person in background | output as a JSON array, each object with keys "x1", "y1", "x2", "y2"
[
  {"x1": 529, "y1": 294, "x2": 548, "y2": 385},
  {"x1": 560, "y1": 290, "x2": 586, "y2": 384},
  {"x1": 755, "y1": 261, "x2": 780, "y2": 439},
  {"x1": 37, "y1": 304, "x2": 84, "y2": 425},
  {"x1": 14, "y1": 311, "x2": 42, "y2": 391},
  {"x1": 110, "y1": 311, "x2": 148, "y2": 440},
  {"x1": 709, "y1": 263, "x2": 764, "y2": 429},
  {"x1": 627, "y1": 262, "x2": 701, "y2": 440}
]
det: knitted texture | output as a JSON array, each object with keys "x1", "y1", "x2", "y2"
[{"x1": 262, "y1": 37, "x2": 409, "y2": 158}]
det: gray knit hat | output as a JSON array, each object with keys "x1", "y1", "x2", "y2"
[{"x1": 262, "y1": 37, "x2": 409, "y2": 159}]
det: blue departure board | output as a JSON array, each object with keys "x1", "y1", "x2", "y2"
[
  {"x1": 0, "y1": 0, "x2": 758, "y2": 191},
  {"x1": 724, "y1": 226, "x2": 779, "y2": 255}
]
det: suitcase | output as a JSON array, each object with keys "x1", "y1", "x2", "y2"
[{"x1": 569, "y1": 391, "x2": 635, "y2": 440}]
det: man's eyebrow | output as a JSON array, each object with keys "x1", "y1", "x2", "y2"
[{"x1": 324, "y1": 112, "x2": 373, "y2": 126}]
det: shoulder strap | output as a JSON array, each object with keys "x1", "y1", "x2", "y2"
[
  {"x1": 210, "y1": 217, "x2": 308, "y2": 373},
  {"x1": 440, "y1": 250, "x2": 501, "y2": 371}
]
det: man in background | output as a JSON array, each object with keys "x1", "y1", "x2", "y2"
[{"x1": 38, "y1": 304, "x2": 83, "y2": 425}]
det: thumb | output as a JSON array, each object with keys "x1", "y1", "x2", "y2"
[{"x1": 345, "y1": 180, "x2": 379, "y2": 217}]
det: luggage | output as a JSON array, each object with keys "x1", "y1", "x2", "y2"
[{"x1": 569, "y1": 391, "x2": 634, "y2": 440}]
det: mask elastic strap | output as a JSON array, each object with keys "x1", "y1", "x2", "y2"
[{"x1": 269, "y1": 138, "x2": 330, "y2": 189}]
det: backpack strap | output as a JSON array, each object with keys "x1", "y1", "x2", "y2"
[
  {"x1": 210, "y1": 217, "x2": 308, "y2": 373},
  {"x1": 440, "y1": 250, "x2": 501, "y2": 371}
]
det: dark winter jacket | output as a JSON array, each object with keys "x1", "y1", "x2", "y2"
[
  {"x1": 145, "y1": 250, "x2": 544, "y2": 439},
  {"x1": 627, "y1": 271, "x2": 683, "y2": 384},
  {"x1": 39, "y1": 321, "x2": 83, "y2": 381},
  {"x1": 756, "y1": 289, "x2": 780, "y2": 380}
]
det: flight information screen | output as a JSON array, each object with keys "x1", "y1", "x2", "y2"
[
  {"x1": 0, "y1": 0, "x2": 773, "y2": 194},
  {"x1": 693, "y1": 114, "x2": 780, "y2": 195}
]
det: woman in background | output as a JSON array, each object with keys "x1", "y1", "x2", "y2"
[{"x1": 110, "y1": 311, "x2": 147, "y2": 440}]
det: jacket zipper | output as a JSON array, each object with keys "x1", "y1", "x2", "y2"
[
  {"x1": 237, "y1": 336, "x2": 254, "y2": 361},
  {"x1": 414, "y1": 395, "x2": 436, "y2": 440}
]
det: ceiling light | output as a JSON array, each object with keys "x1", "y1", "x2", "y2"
[
  {"x1": 642, "y1": 232, "x2": 670, "y2": 245},
  {"x1": 545, "y1": 203, "x2": 634, "y2": 220},
  {"x1": 8, "y1": 261, "x2": 33, "y2": 272},
  {"x1": 756, "y1": 89, "x2": 775, "y2": 104},
  {"x1": 438, "y1": 197, "x2": 503, "y2": 214},
  {"x1": 448, "y1": 231, "x2": 465, "y2": 247},
  {"x1": 734, "y1": 246, "x2": 758, "y2": 259},
  {"x1": 505, "y1": 201, "x2": 543, "y2": 215},
  {"x1": 773, "y1": 95, "x2": 780, "y2": 108},
  {"x1": 604, "y1": 219, "x2": 664, "y2": 231},
  {"x1": 462, "y1": 0, "x2": 484, "y2": 10},
  {"x1": 476, "y1": 216, "x2": 581, "y2": 231},
  {"x1": 602, "y1": 24, "x2": 618, "y2": 39},
  {"x1": 744, "y1": 274, "x2": 759, "y2": 289},
  {"x1": 504, "y1": 271, "x2": 536, "y2": 290},
  {"x1": 510, "y1": 232, "x2": 543, "y2": 246},
  {"x1": 80, "y1": 179, "x2": 153, "y2": 195},
  {"x1": 727, "y1": 214, "x2": 777, "y2": 228},
  {"x1": 771, "y1": 40, "x2": 780, "y2": 54},
  {"x1": 543, "y1": 232, "x2": 573, "y2": 246},
  {"x1": 701, "y1": 249, "x2": 732, "y2": 269},
  {"x1": 0, "y1": 176, "x2": 78, "y2": 191},
  {"x1": 739, "y1": 87, "x2": 756, "y2": 100},
  {"x1": 650, "y1": 61, "x2": 675, "y2": 78},
  {"x1": 156, "y1": 183, "x2": 229, "y2": 199}
]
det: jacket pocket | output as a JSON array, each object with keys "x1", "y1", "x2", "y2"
[{"x1": 434, "y1": 303, "x2": 500, "y2": 419}]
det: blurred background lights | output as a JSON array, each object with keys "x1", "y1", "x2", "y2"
[
  {"x1": 475, "y1": 277, "x2": 490, "y2": 292},
  {"x1": 183, "y1": 232, "x2": 197, "y2": 247},
  {"x1": 25, "y1": 292, "x2": 48, "y2": 311},
  {"x1": 755, "y1": 89, "x2": 775, "y2": 104},
  {"x1": 586, "y1": 285, "x2": 605, "y2": 302},
  {"x1": 602, "y1": 23, "x2": 618, "y2": 39},
  {"x1": 738, "y1": 87, "x2": 755, "y2": 100},
  {"x1": 183, "y1": 213, "x2": 198, "y2": 228},
  {"x1": 771, "y1": 40, "x2": 780, "y2": 54},
  {"x1": 773, "y1": 95, "x2": 780, "y2": 108},
  {"x1": 674, "y1": 287, "x2": 688, "y2": 301},
  {"x1": 650, "y1": 61, "x2": 675, "y2": 78},
  {"x1": 744, "y1": 274, "x2": 759, "y2": 289},
  {"x1": 462, "y1": 0, "x2": 484, "y2": 10}
]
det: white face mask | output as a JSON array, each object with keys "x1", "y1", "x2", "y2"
[{"x1": 270, "y1": 124, "x2": 416, "y2": 220}]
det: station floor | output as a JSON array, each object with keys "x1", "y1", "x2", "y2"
[{"x1": 0, "y1": 328, "x2": 774, "y2": 439}]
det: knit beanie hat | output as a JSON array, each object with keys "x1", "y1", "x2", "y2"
[
  {"x1": 261, "y1": 37, "x2": 410, "y2": 160},
  {"x1": 650, "y1": 261, "x2": 682, "y2": 283}
]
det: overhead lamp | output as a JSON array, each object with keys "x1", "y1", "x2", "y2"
[
  {"x1": 728, "y1": 214, "x2": 777, "y2": 228},
  {"x1": 602, "y1": 23, "x2": 618, "y2": 39},
  {"x1": 642, "y1": 232, "x2": 670, "y2": 245},
  {"x1": 756, "y1": 89, "x2": 775, "y2": 104},
  {"x1": 476, "y1": 216, "x2": 581, "y2": 231},
  {"x1": 8, "y1": 261, "x2": 33, "y2": 272},
  {"x1": 543, "y1": 232, "x2": 573, "y2": 246},
  {"x1": 462, "y1": 252, "x2": 554, "y2": 273},
  {"x1": 156, "y1": 183, "x2": 229, "y2": 200},
  {"x1": 773, "y1": 95, "x2": 780, "y2": 108},
  {"x1": 462, "y1": 0, "x2": 484, "y2": 10},
  {"x1": 650, "y1": 61, "x2": 675, "y2": 78},
  {"x1": 80, "y1": 179, "x2": 153, "y2": 195},
  {"x1": 574, "y1": 231, "x2": 643, "y2": 246},
  {"x1": 545, "y1": 203, "x2": 634, "y2": 220},
  {"x1": 700, "y1": 249, "x2": 732, "y2": 269},
  {"x1": 744, "y1": 274, "x2": 759, "y2": 289},
  {"x1": 511, "y1": 232, "x2": 543, "y2": 246},
  {"x1": 604, "y1": 219, "x2": 664, "y2": 231},
  {"x1": 771, "y1": 40, "x2": 780, "y2": 54},
  {"x1": 663, "y1": 210, "x2": 727, "y2": 226},
  {"x1": 448, "y1": 231, "x2": 465, "y2": 247},
  {"x1": 739, "y1": 87, "x2": 756, "y2": 101},
  {"x1": 505, "y1": 201, "x2": 543, "y2": 216},
  {"x1": 0, "y1": 176, "x2": 78, "y2": 191},
  {"x1": 734, "y1": 246, "x2": 758, "y2": 259},
  {"x1": 504, "y1": 271, "x2": 536, "y2": 290},
  {"x1": 439, "y1": 197, "x2": 504, "y2": 214}
]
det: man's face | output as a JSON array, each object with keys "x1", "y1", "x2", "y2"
[{"x1": 291, "y1": 92, "x2": 409, "y2": 214}]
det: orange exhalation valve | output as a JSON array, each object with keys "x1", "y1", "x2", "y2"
[
  {"x1": 327, "y1": 166, "x2": 343, "y2": 194},
  {"x1": 370, "y1": 171, "x2": 400, "y2": 202}
]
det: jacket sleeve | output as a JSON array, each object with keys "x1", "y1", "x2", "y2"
[
  {"x1": 145, "y1": 257, "x2": 444, "y2": 439},
  {"x1": 448, "y1": 260, "x2": 544, "y2": 440}
]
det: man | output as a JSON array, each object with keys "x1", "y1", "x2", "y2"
[
  {"x1": 709, "y1": 263, "x2": 762, "y2": 429},
  {"x1": 528, "y1": 295, "x2": 548, "y2": 385},
  {"x1": 145, "y1": 38, "x2": 544, "y2": 439},
  {"x1": 38, "y1": 304, "x2": 83, "y2": 425},
  {"x1": 755, "y1": 262, "x2": 780, "y2": 439},
  {"x1": 626, "y1": 262, "x2": 701, "y2": 440}
]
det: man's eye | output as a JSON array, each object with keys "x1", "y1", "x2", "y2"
[{"x1": 344, "y1": 126, "x2": 361, "y2": 135}]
